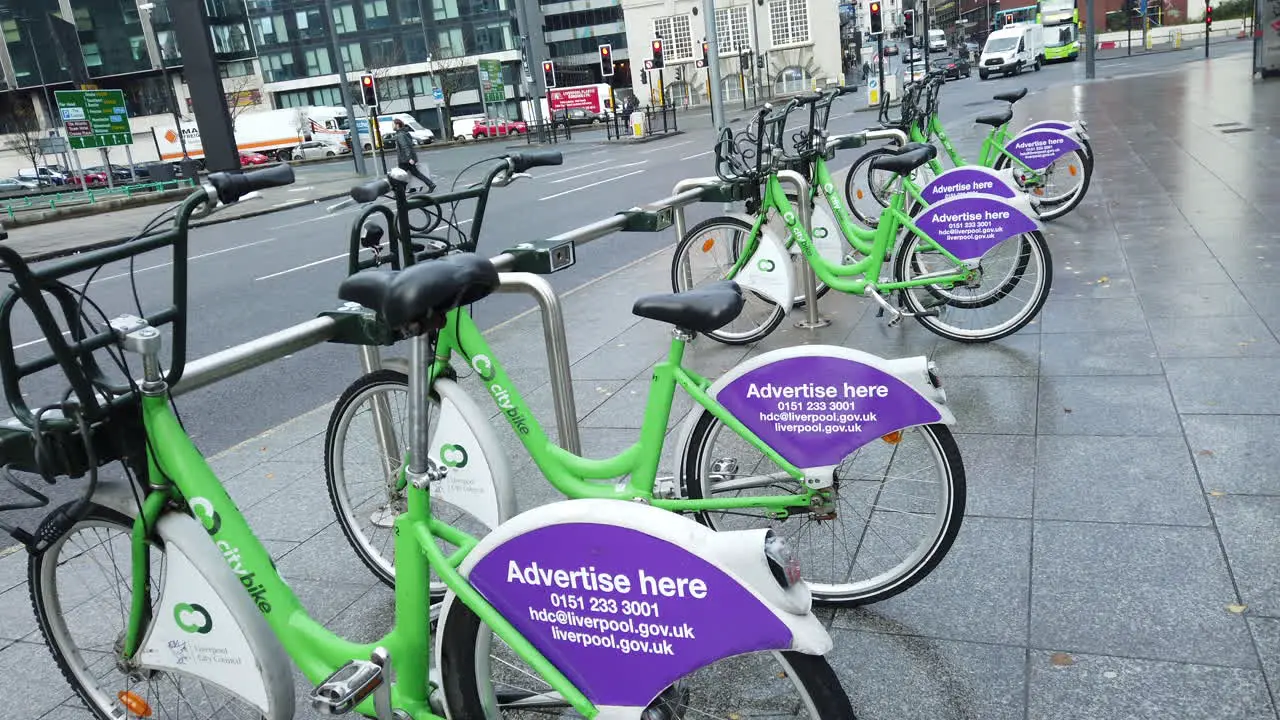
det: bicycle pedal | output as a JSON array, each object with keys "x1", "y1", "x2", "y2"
[{"x1": 310, "y1": 655, "x2": 387, "y2": 715}]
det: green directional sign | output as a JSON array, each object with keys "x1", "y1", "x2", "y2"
[
  {"x1": 54, "y1": 89, "x2": 134, "y2": 149},
  {"x1": 477, "y1": 59, "x2": 505, "y2": 103}
]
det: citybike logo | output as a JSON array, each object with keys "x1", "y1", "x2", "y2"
[
  {"x1": 174, "y1": 602, "x2": 213, "y2": 634},
  {"x1": 813, "y1": 226, "x2": 829, "y2": 239},
  {"x1": 440, "y1": 443, "x2": 469, "y2": 468},
  {"x1": 471, "y1": 354, "x2": 531, "y2": 435},
  {"x1": 756, "y1": 258, "x2": 776, "y2": 272},
  {"x1": 189, "y1": 497, "x2": 273, "y2": 615},
  {"x1": 782, "y1": 211, "x2": 797, "y2": 225},
  {"x1": 822, "y1": 182, "x2": 835, "y2": 194}
]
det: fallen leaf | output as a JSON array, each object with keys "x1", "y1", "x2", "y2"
[
  {"x1": 1063, "y1": 407, "x2": 1073, "y2": 414},
  {"x1": 265, "y1": 473, "x2": 274, "y2": 480},
  {"x1": 1208, "y1": 490, "x2": 1226, "y2": 497},
  {"x1": 1097, "y1": 275, "x2": 1110, "y2": 284},
  {"x1": 1050, "y1": 652, "x2": 1074, "y2": 666},
  {"x1": 1198, "y1": 449, "x2": 1215, "y2": 456},
  {"x1": 1227, "y1": 604, "x2": 1247, "y2": 614}
]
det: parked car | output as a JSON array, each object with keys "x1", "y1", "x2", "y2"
[
  {"x1": 86, "y1": 165, "x2": 136, "y2": 182},
  {"x1": 67, "y1": 170, "x2": 109, "y2": 187},
  {"x1": 882, "y1": 44, "x2": 900, "y2": 56},
  {"x1": 17, "y1": 166, "x2": 67, "y2": 186},
  {"x1": 0, "y1": 177, "x2": 38, "y2": 192},
  {"x1": 904, "y1": 60, "x2": 928, "y2": 84},
  {"x1": 471, "y1": 118, "x2": 528, "y2": 138},
  {"x1": 932, "y1": 54, "x2": 972, "y2": 80},
  {"x1": 552, "y1": 108, "x2": 600, "y2": 128},
  {"x1": 291, "y1": 140, "x2": 348, "y2": 161},
  {"x1": 904, "y1": 47, "x2": 923, "y2": 63},
  {"x1": 239, "y1": 151, "x2": 271, "y2": 165}
]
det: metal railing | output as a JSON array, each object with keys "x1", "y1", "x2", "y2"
[
  {"x1": 606, "y1": 103, "x2": 679, "y2": 140},
  {"x1": 1, "y1": 179, "x2": 198, "y2": 218}
]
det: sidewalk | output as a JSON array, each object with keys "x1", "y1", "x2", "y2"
[
  {"x1": 2, "y1": 52, "x2": 1280, "y2": 719},
  {"x1": 0, "y1": 171, "x2": 360, "y2": 261}
]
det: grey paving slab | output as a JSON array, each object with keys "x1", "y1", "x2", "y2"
[
  {"x1": 0, "y1": 640, "x2": 73, "y2": 717},
  {"x1": 1038, "y1": 297, "x2": 1147, "y2": 334},
  {"x1": 581, "y1": 374, "x2": 696, "y2": 430},
  {"x1": 1148, "y1": 315, "x2": 1280, "y2": 358},
  {"x1": 1249, "y1": 617, "x2": 1280, "y2": 707},
  {"x1": 1163, "y1": 358, "x2": 1280, "y2": 414},
  {"x1": 1034, "y1": 436, "x2": 1210, "y2": 526},
  {"x1": 827, "y1": 628, "x2": 1026, "y2": 720},
  {"x1": 1038, "y1": 331, "x2": 1162, "y2": 376},
  {"x1": 241, "y1": 474, "x2": 342, "y2": 542},
  {"x1": 1181, "y1": 415, "x2": 1280, "y2": 495},
  {"x1": 833, "y1": 517, "x2": 1031, "y2": 646},
  {"x1": 569, "y1": 319, "x2": 672, "y2": 381},
  {"x1": 38, "y1": 705, "x2": 97, "y2": 720},
  {"x1": 1031, "y1": 521, "x2": 1256, "y2": 668},
  {"x1": 1027, "y1": 650, "x2": 1275, "y2": 720},
  {"x1": 951, "y1": 433, "x2": 1035, "y2": 519},
  {"x1": 223, "y1": 459, "x2": 322, "y2": 511},
  {"x1": 1036, "y1": 375, "x2": 1182, "y2": 436},
  {"x1": 326, "y1": 584, "x2": 395, "y2": 645},
  {"x1": 930, "y1": 333, "x2": 1040, "y2": 377},
  {"x1": 1138, "y1": 282, "x2": 1260, "y2": 318},
  {"x1": 1209, "y1": 494, "x2": 1280, "y2": 618},
  {"x1": 1239, "y1": 282, "x2": 1280, "y2": 334},
  {"x1": 944, "y1": 375, "x2": 1038, "y2": 436},
  {"x1": 0, "y1": 547, "x2": 24, "y2": 594},
  {"x1": 0, "y1": 583, "x2": 35, "y2": 641}
]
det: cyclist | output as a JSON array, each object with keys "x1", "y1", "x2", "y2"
[{"x1": 392, "y1": 118, "x2": 437, "y2": 193}]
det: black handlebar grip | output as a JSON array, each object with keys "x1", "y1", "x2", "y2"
[
  {"x1": 206, "y1": 163, "x2": 295, "y2": 205},
  {"x1": 509, "y1": 150, "x2": 563, "y2": 173},
  {"x1": 836, "y1": 85, "x2": 859, "y2": 96},
  {"x1": 796, "y1": 92, "x2": 823, "y2": 106},
  {"x1": 350, "y1": 177, "x2": 392, "y2": 203}
]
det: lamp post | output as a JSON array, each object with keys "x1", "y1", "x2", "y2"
[{"x1": 138, "y1": 1, "x2": 190, "y2": 162}]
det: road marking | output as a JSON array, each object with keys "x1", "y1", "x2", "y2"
[
  {"x1": 538, "y1": 170, "x2": 646, "y2": 201},
  {"x1": 551, "y1": 161, "x2": 646, "y2": 184},
  {"x1": 96, "y1": 237, "x2": 281, "y2": 282},
  {"x1": 270, "y1": 212, "x2": 347, "y2": 230},
  {"x1": 640, "y1": 140, "x2": 693, "y2": 154},
  {"x1": 680, "y1": 150, "x2": 713, "y2": 161},
  {"x1": 255, "y1": 253, "x2": 348, "y2": 281},
  {"x1": 537, "y1": 160, "x2": 608, "y2": 178},
  {"x1": 287, "y1": 186, "x2": 315, "y2": 192},
  {"x1": 15, "y1": 330, "x2": 70, "y2": 350}
]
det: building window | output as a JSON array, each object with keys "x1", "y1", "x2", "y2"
[
  {"x1": 220, "y1": 60, "x2": 256, "y2": 77},
  {"x1": 304, "y1": 48, "x2": 333, "y2": 76},
  {"x1": 261, "y1": 51, "x2": 295, "y2": 82},
  {"x1": 364, "y1": 0, "x2": 391, "y2": 27},
  {"x1": 340, "y1": 42, "x2": 364, "y2": 72},
  {"x1": 472, "y1": 21, "x2": 512, "y2": 53},
  {"x1": 313, "y1": 86, "x2": 342, "y2": 105},
  {"x1": 715, "y1": 6, "x2": 751, "y2": 52},
  {"x1": 368, "y1": 38, "x2": 400, "y2": 66},
  {"x1": 253, "y1": 15, "x2": 288, "y2": 45},
  {"x1": 82, "y1": 42, "x2": 102, "y2": 69},
  {"x1": 332, "y1": 4, "x2": 357, "y2": 33},
  {"x1": 434, "y1": 0, "x2": 459, "y2": 21},
  {"x1": 652, "y1": 14, "x2": 692, "y2": 61},
  {"x1": 278, "y1": 90, "x2": 308, "y2": 107},
  {"x1": 769, "y1": 0, "x2": 809, "y2": 47},
  {"x1": 774, "y1": 65, "x2": 810, "y2": 93},
  {"x1": 437, "y1": 27, "x2": 464, "y2": 57},
  {"x1": 379, "y1": 75, "x2": 409, "y2": 100},
  {"x1": 398, "y1": 0, "x2": 422, "y2": 23},
  {"x1": 411, "y1": 74, "x2": 435, "y2": 96}
]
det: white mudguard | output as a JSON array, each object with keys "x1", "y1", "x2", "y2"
[
  {"x1": 133, "y1": 512, "x2": 295, "y2": 720},
  {"x1": 676, "y1": 345, "x2": 954, "y2": 478},
  {"x1": 720, "y1": 211, "x2": 794, "y2": 313},
  {"x1": 437, "y1": 498, "x2": 830, "y2": 719},
  {"x1": 1021, "y1": 120, "x2": 1090, "y2": 153},
  {"x1": 1003, "y1": 127, "x2": 1085, "y2": 173}
]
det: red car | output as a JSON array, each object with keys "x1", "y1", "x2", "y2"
[
  {"x1": 239, "y1": 151, "x2": 271, "y2": 165},
  {"x1": 67, "y1": 171, "x2": 108, "y2": 187},
  {"x1": 471, "y1": 119, "x2": 528, "y2": 138}
]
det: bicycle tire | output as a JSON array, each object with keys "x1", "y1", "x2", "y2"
[
  {"x1": 29, "y1": 502, "x2": 265, "y2": 720},
  {"x1": 681, "y1": 410, "x2": 966, "y2": 606},
  {"x1": 325, "y1": 369, "x2": 497, "y2": 600},
  {"x1": 439, "y1": 597, "x2": 857, "y2": 718},
  {"x1": 894, "y1": 228, "x2": 1052, "y2": 343},
  {"x1": 910, "y1": 233, "x2": 1033, "y2": 309},
  {"x1": 995, "y1": 148, "x2": 1091, "y2": 221},
  {"x1": 843, "y1": 147, "x2": 899, "y2": 228},
  {"x1": 670, "y1": 216, "x2": 786, "y2": 346}
]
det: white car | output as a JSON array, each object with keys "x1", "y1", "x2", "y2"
[
  {"x1": 18, "y1": 166, "x2": 66, "y2": 186},
  {"x1": 905, "y1": 61, "x2": 928, "y2": 84},
  {"x1": 0, "y1": 177, "x2": 39, "y2": 192},
  {"x1": 291, "y1": 140, "x2": 348, "y2": 161}
]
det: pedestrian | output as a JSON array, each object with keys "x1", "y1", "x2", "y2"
[{"x1": 393, "y1": 119, "x2": 436, "y2": 193}]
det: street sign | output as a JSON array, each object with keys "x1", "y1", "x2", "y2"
[
  {"x1": 867, "y1": 77, "x2": 880, "y2": 106},
  {"x1": 644, "y1": 59, "x2": 655, "y2": 70},
  {"x1": 478, "y1": 59, "x2": 504, "y2": 103},
  {"x1": 695, "y1": 59, "x2": 707, "y2": 68},
  {"x1": 54, "y1": 90, "x2": 133, "y2": 149},
  {"x1": 432, "y1": 87, "x2": 444, "y2": 101},
  {"x1": 38, "y1": 136, "x2": 69, "y2": 154}
]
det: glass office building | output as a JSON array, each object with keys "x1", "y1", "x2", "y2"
[{"x1": 541, "y1": 0, "x2": 630, "y2": 87}]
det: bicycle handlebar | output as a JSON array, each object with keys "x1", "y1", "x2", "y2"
[{"x1": 207, "y1": 163, "x2": 296, "y2": 205}]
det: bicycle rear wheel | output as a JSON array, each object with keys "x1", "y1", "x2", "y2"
[
  {"x1": 997, "y1": 149, "x2": 1091, "y2": 221},
  {"x1": 671, "y1": 216, "x2": 786, "y2": 346},
  {"x1": 439, "y1": 599, "x2": 857, "y2": 718},
  {"x1": 29, "y1": 503, "x2": 264, "y2": 720},
  {"x1": 843, "y1": 148, "x2": 900, "y2": 227},
  {"x1": 682, "y1": 410, "x2": 966, "y2": 606}
]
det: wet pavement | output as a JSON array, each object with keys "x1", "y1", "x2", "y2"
[{"x1": 1, "y1": 51, "x2": 1279, "y2": 719}]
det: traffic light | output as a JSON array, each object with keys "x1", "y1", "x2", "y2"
[
  {"x1": 868, "y1": 1, "x2": 883, "y2": 35},
  {"x1": 599, "y1": 44, "x2": 614, "y2": 77},
  {"x1": 903, "y1": 9, "x2": 914, "y2": 36},
  {"x1": 1204, "y1": 0, "x2": 1212, "y2": 29},
  {"x1": 702, "y1": 41, "x2": 709, "y2": 63},
  {"x1": 651, "y1": 38, "x2": 665, "y2": 68},
  {"x1": 543, "y1": 60, "x2": 556, "y2": 88},
  {"x1": 359, "y1": 73, "x2": 377, "y2": 108}
]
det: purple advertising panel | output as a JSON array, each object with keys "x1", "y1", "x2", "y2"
[
  {"x1": 468, "y1": 523, "x2": 793, "y2": 708},
  {"x1": 920, "y1": 166, "x2": 1017, "y2": 204},
  {"x1": 1004, "y1": 129, "x2": 1083, "y2": 172},
  {"x1": 714, "y1": 356, "x2": 943, "y2": 468},
  {"x1": 912, "y1": 194, "x2": 1040, "y2": 261}
]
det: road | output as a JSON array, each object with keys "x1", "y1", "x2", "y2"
[{"x1": 1, "y1": 41, "x2": 1251, "y2": 471}]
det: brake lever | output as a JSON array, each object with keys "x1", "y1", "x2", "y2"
[{"x1": 490, "y1": 171, "x2": 532, "y2": 188}]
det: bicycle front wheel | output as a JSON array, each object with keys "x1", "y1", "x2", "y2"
[
  {"x1": 997, "y1": 148, "x2": 1091, "y2": 221},
  {"x1": 325, "y1": 369, "x2": 494, "y2": 598},
  {"x1": 30, "y1": 502, "x2": 265, "y2": 720},
  {"x1": 894, "y1": 230, "x2": 1052, "y2": 343},
  {"x1": 682, "y1": 410, "x2": 966, "y2": 606},
  {"x1": 439, "y1": 598, "x2": 857, "y2": 718},
  {"x1": 843, "y1": 147, "x2": 899, "y2": 227},
  {"x1": 671, "y1": 216, "x2": 786, "y2": 346}
]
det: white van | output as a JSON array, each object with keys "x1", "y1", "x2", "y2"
[
  {"x1": 978, "y1": 25, "x2": 1044, "y2": 79},
  {"x1": 375, "y1": 113, "x2": 435, "y2": 146},
  {"x1": 928, "y1": 29, "x2": 947, "y2": 53}
]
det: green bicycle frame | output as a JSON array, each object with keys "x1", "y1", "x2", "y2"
[
  {"x1": 430, "y1": 310, "x2": 814, "y2": 515},
  {"x1": 733, "y1": 171, "x2": 970, "y2": 295},
  {"x1": 914, "y1": 114, "x2": 1039, "y2": 178},
  {"x1": 125, "y1": 390, "x2": 595, "y2": 718}
]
